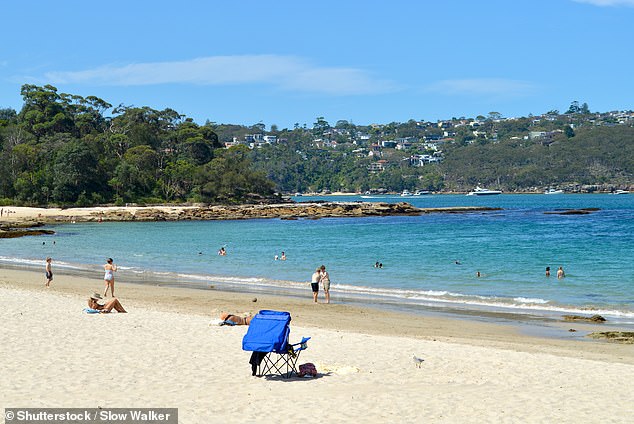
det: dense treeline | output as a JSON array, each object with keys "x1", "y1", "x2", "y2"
[
  {"x1": 0, "y1": 85, "x2": 276, "y2": 206},
  {"x1": 1, "y1": 85, "x2": 632, "y2": 206}
]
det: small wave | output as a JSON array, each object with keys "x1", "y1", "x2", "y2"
[
  {"x1": 0, "y1": 256, "x2": 83, "y2": 270},
  {"x1": 513, "y1": 297, "x2": 549, "y2": 304}
]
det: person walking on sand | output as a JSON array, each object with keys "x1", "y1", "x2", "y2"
[
  {"x1": 103, "y1": 258, "x2": 118, "y2": 297},
  {"x1": 310, "y1": 267, "x2": 321, "y2": 303},
  {"x1": 557, "y1": 266, "x2": 565, "y2": 279},
  {"x1": 319, "y1": 265, "x2": 331, "y2": 304},
  {"x1": 45, "y1": 257, "x2": 53, "y2": 287}
]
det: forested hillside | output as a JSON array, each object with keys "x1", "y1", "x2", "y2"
[
  {"x1": 1, "y1": 85, "x2": 632, "y2": 206},
  {"x1": 439, "y1": 126, "x2": 634, "y2": 191},
  {"x1": 0, "y1": 85, "x2": 276, "y2": 206}
]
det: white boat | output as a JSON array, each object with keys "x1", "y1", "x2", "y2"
[
  {"x1": 294, "y1": 192, "x2": 303, "y2": 197},
  {"x1": 414, "y1": 190, "x2": 430, "y2": 195},
  {"x1": 612, "y1": 189, "x2": 629, "y2": 195},
  {"x1": 401, "y1": 190, "x2": 412, "y2": 197},
  {"x1": 467, "y1": 186, "x2": 502, "y2": 196},
  {"x1": 544, "y1": 188, "x2": 564, "y2": 194}
]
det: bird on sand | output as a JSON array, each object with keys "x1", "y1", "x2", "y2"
[{"x1": 413, "y1": 355, "x2": 424, "y2": 368}]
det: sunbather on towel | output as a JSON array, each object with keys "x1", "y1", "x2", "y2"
[
  {"x1": 220, "y1": 312, "x2": 251, "y2": 325},
  {"x1": 88, "y1": 293, "x2": 127, "y2": 313}
]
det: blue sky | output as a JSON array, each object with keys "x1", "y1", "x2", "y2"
[{"x1": 1, "y1": 0, "x2": 633, "y2": 129}]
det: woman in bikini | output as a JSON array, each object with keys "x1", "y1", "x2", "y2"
[
  {"x1": 88, "y1": 293, "x2": 126, "y2": 313},
  {"x1": 103, "y1": 258, "x2": 118, "y2": 297},
  {"x1": 220, "y1": 312, "x2": 252, "y2": 325}
]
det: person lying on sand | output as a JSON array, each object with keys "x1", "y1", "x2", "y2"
[
  {"x1": 220, "y1": 312, "x2": 251, "y2": 325},
  {"x1": 88, "y1": 293, "x2": 127, "y2": 313}
]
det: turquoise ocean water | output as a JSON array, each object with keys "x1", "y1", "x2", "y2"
[{"x1": 1, "y1": 194, "x2": 633, "y2": 325}]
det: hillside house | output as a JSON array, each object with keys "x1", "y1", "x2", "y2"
[{"x1": 368, "y1": 159, "x2": 388, "y2": 173}]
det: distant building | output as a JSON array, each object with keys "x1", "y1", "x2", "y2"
[{"x1": 368, "y1": 160, "x2": 388, "y2": 172}]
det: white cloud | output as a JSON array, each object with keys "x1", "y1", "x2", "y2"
[
  {"x1": 573, "y1": 0, "x2": 634, "y2": 6},
  {"x1": 426, "y1": 78, "x2": 536, "y2": 97},
  {"x1": 40, "y1": 55, "x2": 397, "y2": 96}
]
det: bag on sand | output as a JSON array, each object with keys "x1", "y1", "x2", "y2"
[{"x1": 298, "y1": 363, "x2": 317, "y2": 377}]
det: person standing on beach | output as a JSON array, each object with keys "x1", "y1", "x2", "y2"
[
  {"x1": 310, "y1": 268, "x2": 321, "y2": 303},
  {"x1": 45, "y1": 257, "x2": 53, "y2": 287},
  {"x1": 557, "y1": 266, "x2": 565, "y2": 279},
  {"x1": 320, "y1": 265, "x2": 331, "y2": 304},
  {"x1": 103, "y1": 258, "x2": 117, "y2": 297}
]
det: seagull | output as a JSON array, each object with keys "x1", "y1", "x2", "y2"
[{"x1": 413, "y1": 355, "x2": 424, "y2": 368}]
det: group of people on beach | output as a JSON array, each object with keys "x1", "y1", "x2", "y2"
[
  {"x1": 0, "y1": 207, "x2": 15, "y2": 217},
  {"x1": 310, "y1": 265, "x2": 331, "y2": 304},
  {"x1": 92, "y1": 257, "x2": 127, "y2": 312},
  {"x1": 44, "y1": 256, "x2": 127, "y2": 313}
]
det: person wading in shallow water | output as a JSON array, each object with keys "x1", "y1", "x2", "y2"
[{"x1": 319, "y1": 265, "x2": 331, "y2": 304}]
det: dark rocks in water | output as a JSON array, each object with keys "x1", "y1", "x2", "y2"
[
  {"x1": 0, "y1": 221, "x2": 45, "y2": 229},
  {"x1": 562, "y1": 314, "x2": 607, "y2": 323},
  {"x1": 588, "y1": 332, "x2": 634, "y2": 344},
  {"x1": 544, "y1": 208, "x2": 601, "y2": 215},
  {"x1": 0, "y1": 229, "x2": 55, "y2": 238}
]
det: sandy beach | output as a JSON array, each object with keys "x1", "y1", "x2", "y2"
[
  {"x1": 0, "y1": 205, "x2": 196, "y2": 222},
  {"x1": 1, "y1": 268, "x2": 633, "y2": 424}
]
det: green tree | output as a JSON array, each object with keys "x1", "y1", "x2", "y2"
[{"x1": 51, "y1": 140, "x2": 101, "y2": 203}]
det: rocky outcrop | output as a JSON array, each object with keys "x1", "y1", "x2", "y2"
[
  {"x1": 563, "y1": 314, "x2": 607, "y2": 323},
  {"x1": 89, "y1": 203, "x2": 499, "y2": 221},
  {"x1": 0, "y1": 203, "x2": 503, "y2": 236},
  {"x1": 588, "y1": 332, "x2": 634, "y2": 344},
  {"x1": 95, "y1": 202, "x2": 423, "y2": 221}
]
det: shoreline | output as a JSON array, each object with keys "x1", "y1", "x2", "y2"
[
  {"x1": 2, "y1": 267, "x2": 632, "y2": 364},
  {"x1": 4, "y1": 256, "x2": 632, "y2": 329}
]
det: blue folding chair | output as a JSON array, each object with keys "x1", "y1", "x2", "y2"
[{"x1": 242, "y1": 310, "x2": 311, "y2": 378}]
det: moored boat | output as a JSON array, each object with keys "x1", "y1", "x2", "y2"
[
  {"x1": 467, "y1": 186, "x2": 502, "y2": 196},
  {"x1": 544, "y1": 188, "x2": 564, "y2": 194}
]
